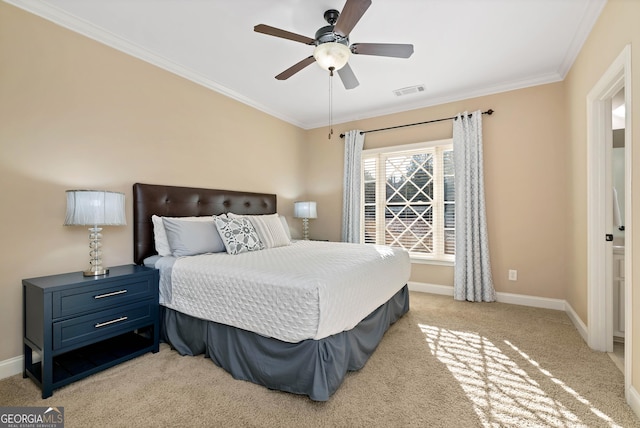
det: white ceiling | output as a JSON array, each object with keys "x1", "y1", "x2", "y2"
[{"x1": 8, "y1": 0, "x2": 606, "y2": 129}]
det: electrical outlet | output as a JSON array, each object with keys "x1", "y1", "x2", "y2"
[{"x1": 508, "y1": 270, "x2": 518, "y2": 281}]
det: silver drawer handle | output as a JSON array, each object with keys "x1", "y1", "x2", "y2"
[
  {"x1": 94, "y1": 289, "x2": 127, "y2": 299},
  {"x1": 94, "y1": 316, "x2": 128, "y2": 328}
]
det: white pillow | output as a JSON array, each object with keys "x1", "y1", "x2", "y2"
[
  {"x1": 163, "y1": 217, "x2": 225, "y2": 257},
  {"x1": 214, "y1": 216, "x2": 264, "y2": 255},
  {"x1": 279, "y1": 216, "x2": 292, "y2": 241},
  {"x1": 152, "y1": 215, "x2": 215, "y2": 256},
  {"x1": 227, "y1": 213, "x2": 291, "y2": 248}
]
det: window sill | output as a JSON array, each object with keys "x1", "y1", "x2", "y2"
[{"x1": 410, "y1": 257, "x2": 454, "y2": 267}]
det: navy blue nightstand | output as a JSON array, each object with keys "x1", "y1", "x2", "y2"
[{"x1": 23, "y1": 264, "x2": 159, "y2": 398}]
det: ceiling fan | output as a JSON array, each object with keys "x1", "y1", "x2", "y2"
[{"x1": 254, "y1": 0, "x2": 414, "y2": 90}]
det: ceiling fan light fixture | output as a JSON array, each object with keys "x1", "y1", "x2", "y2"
[{"x1": 313, "y1": 42, "x2": 350, "y2": 71}]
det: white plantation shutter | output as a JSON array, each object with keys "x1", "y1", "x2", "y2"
[
  {"x1": 363, "y1": 157, "x2": 377, "y2": 245},
  {"x1": 362, "y1": 140, "x2": 454, "y2": 262},
  {"x1": 443, "y1": 149, "x2": 456, "y2": 255}
]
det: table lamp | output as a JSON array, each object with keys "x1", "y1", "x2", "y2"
[
  {"x1": 294, "y1": 201, "x2": 317, "y2": 240},
  {"x1": 64, "y1": 190, "x2": 126, "y2": 276}
]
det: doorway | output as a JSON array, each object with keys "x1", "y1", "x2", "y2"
[
  {"x1": 586, "y1": 45, "x2": 632, "y2": 398},
  {"x1": 610, "y1": 87, "x2": 626, "y2": 372}
]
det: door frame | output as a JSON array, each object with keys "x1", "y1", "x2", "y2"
[{"x1": 586, "y1": 44, "x2": 632, "y2": 396}]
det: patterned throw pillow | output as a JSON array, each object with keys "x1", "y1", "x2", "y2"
[
  {"x1": 214, "y1": 216, "x2": 264, "y2": 255},
  {"x1": 227, "y1": 213, "x2": 290, "y2": 249}
]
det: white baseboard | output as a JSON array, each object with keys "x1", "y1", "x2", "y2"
[
  {"x1": 0, "y1": 355, "x2": 23, "y2": 381},
  {"x1": 408, "y1": 282, "x2": 453, "y2": 296},
  {"x1": 564, "y1": 300, "x2": 589, "y2": 343},
  {"x1": 495, "y1": 291, "x2": 566, "y2": 310},
  {"x1": 408, "y1": 282, "x2": 566, "y2": 311}
]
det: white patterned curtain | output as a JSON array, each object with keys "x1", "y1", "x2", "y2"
[
  {"x1": 453, "y1": 111, "x2": 496, "y2": 302},
  {"x1": 342, "y1": 130, "x2": 365, "y2": 243}
]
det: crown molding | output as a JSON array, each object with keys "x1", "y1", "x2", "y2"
[
  {"x1": 556, "y1": 0, "x2": 607, "y2": 78},
  {"x1": 310, "y1": 71, "x2": 564, "y2": 130}
]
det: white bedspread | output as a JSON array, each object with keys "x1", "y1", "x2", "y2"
[{"x1": 161, "y1": 240, "x2": 410, "y2": 342}]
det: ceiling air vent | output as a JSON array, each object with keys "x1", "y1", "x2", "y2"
[{"x1": 393, "y1": 84, "x2": 426, "y2": 97}]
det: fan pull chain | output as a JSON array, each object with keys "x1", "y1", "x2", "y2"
[{"x1": 328, "y1": 66, "x2": 334, "y2": 140}]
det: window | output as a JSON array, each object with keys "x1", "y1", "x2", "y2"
[{"x1": 362, "y1": 139, "x2": 454, "y2": 263}]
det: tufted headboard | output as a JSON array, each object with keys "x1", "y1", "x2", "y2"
[{"x1": 133, "y1": 183, "x2": 277, "y2": 265}]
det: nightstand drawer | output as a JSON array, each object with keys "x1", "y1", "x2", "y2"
[
  {"x1": 53, "y1": 299, "x2": 156, "y2": 350},
  {"x1": 52, "y1": 275, "x2": 155, "y2": 318}
]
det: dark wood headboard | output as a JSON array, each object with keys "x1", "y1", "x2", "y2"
[{"x1": 133, "y1": 183, "x2": 277, "y2": 265}]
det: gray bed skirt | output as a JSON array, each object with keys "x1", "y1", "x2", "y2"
[{"x1": 160, "y1": 285, "x2": 410, "y2": 401}]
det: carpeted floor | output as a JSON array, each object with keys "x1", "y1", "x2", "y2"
[{"x1": 1, "y1": 291, "x2": 639, "y2": 427}]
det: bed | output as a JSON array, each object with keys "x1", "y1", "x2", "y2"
[{"x1": 133, "y1": 182, "x2": 410, "y2": 401}]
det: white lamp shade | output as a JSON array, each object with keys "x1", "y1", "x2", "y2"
[
  {"x1": 313, "y1": 42, "x2": 350, "y2": 71},
  {"x1": 294, "y1": 201, "x2": 317, "y2": 219},
  {"x1": 64, "y1": 190, "x2": 126, "y2": 226}
]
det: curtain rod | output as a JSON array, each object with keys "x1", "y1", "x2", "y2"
[{"x1": 339, "y1": 109, "x2": 494, "y2": 138}]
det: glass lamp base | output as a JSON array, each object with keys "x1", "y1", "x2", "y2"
[
  {"x1": 84, "y1": 226, "x2": 109, "y2": 276},
  {"x1": 83, "y1": 267, "x2": 109, "y2": 277}
]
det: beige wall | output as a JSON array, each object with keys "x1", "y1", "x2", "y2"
[
  {"x1": 563, "y1": 0, "x2": 640, "y2": 392},
  {"x1": 0, "y1": 3, "x2": 306, "y2": 361},
  {"x1": 306, "y1": 83, "x2": 570, "y2": 298}
]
